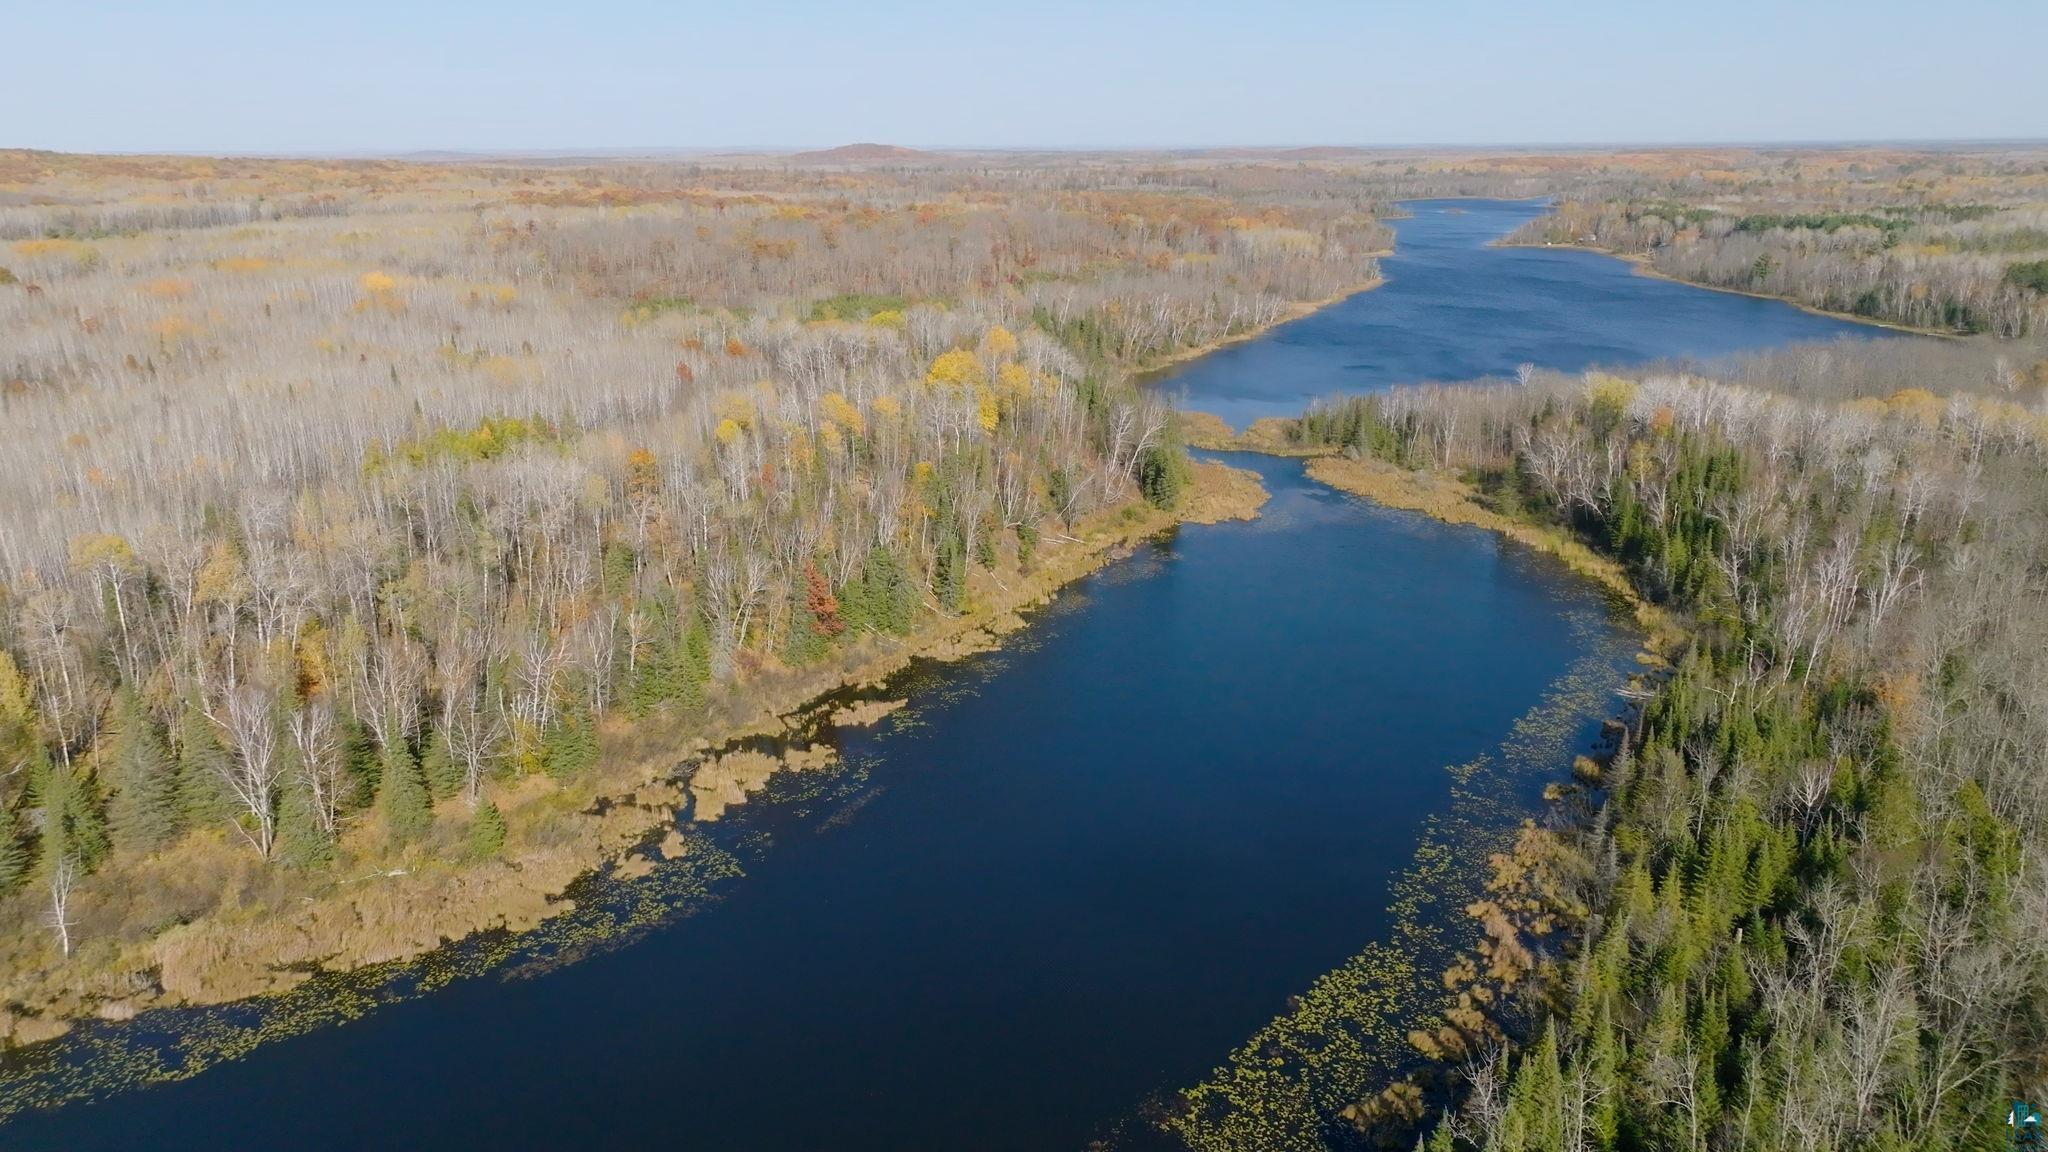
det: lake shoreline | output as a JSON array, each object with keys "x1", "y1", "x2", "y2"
[
  {"x1": 1162, "y1": 446, "x2": 1664, "y2": 1150},
  {"x1": 1135, "y1": 275, "x2": 1388, "y2": 381},
  {"x1": 4, "y1": 213, "x2": 1358, "y2": 1046},
  {"x1": 0, "y1": 460, "x2": 1268, "y2": 1051},
  {"x1": 1493, "y1": 238, "x2": 1960, "y2": 338},
  {"x1": 1303, "y1": 453, "x2": 1682, "y2": 656}
]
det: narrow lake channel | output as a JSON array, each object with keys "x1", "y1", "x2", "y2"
[{"x1": 0, "y1": 200, "x2": 1897, "y2": 1151}]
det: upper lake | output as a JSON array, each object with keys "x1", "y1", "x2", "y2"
[
  {"x1": 1151, "y1": 198, "x2": 1900, "y2": 428},
  {"x1": 0, "y1": 199, "x2": 1892, "y2": 1151}
]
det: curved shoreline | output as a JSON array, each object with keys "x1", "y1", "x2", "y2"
[
  {"x1": 0, "y1": 458, "x2": 1274, "y2": 1122},
  {"x1": 1164, "y1": 448, "x2": 1661, "y2": 1149},
  {"x1": 1134, "y1": 274, "x2": 1388, "y2": 381},
  {"x1": 1494, "y1": 238, "x2": 1960, "y2": 338},
  {"x1": 0, "y1": 459, "x2": 1269, "y2": 1056}
]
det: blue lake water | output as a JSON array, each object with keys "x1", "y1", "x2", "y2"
[
  {"x1": 1151, "y1": 198, "x2": 1900, "y2": 428},
  {"x1": 0, "y1": 199, "x2": 1889, "y2": 1150}
]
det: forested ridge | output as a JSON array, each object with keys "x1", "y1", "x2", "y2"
[
  {"x1": 1287, "y1": 340, "x2": 2048, "y2": 1149},
  {"x1": 0, "y1": 150, "x2": 1383, "y2": 1035}
]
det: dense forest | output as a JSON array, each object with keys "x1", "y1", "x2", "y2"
[
  {"x1": 1287, "y1": 337, "x2": 2048, "y2": 1149},
  {"x1": 1505, "y1": 148, "x2": 2048, "y2": 336},
  {"x1": 0, "y1": 150, "x2": 1388, "y2": 1030}
]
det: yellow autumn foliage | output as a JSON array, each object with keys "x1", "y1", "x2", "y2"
[
  {"x1": 67, "y1": 532, "x2": 138, "y2": 573},
  {"x1": 996, "y1": 361, "x2": 1031, "y2": 397},
  {"x1": 0, "y1": 649, "x2": 33, "y2": 731},
  {"x1": 821, "y1": 392, "x2": 865, "y2": 435},
  {"x1": 714, "y1": 392, "x2": 757, "y2": 431},
  {"x1": 195, "y1": 539, "x2": 249, "y2": 605},
  {"x1": 1585, "y1": 372, "x2": 1636, "y2": 415},
  {"x1": 1885, "y1": 387, "x2": 1943, "y2": 428},
  {"x1": 981, "y1": 325, "x2": 1018, "y2": 362},
  {"x1": 787, "y1": 434, "x2": 815, "y2": 471},
  {"x1": 925, "y1": 348, "x2": 985, "y2": 390}
]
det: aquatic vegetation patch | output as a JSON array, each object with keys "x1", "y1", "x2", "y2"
[
  {"x1": 0, "y1": 834, "x2": 742, "y2": 1121},
  {"x1": 1160, "y1": 550, "x2": 1638, "y2": 1151}
]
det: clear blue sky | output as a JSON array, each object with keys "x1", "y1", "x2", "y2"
[{"x1": 6, "y1": 0, "x2": 2046, "y2": 153}]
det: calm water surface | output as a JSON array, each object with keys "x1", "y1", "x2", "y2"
[
  {"x1": 1153, "y1": 198, "x2": 1899, "y2": 427},
  {"x1": 1, "y1": 199, "x2": 1885, "y2": 1150}
]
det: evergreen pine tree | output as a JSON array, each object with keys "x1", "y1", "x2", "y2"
[
  {"x1": 341, "y1": 713, "x2": 381, "y2": 811},
  {"x1": 974, "y1": 513, "x2": 1000, "y2": 568},
  {"x1": 628, "y1": 598, "x2": 681, "y2": 714},
  {"x1": 70, "y1": 761, "x2": 111, "y2": 871},
  {"x1": 174, "y1": 693, "x2": 231, "y2": 830},
  {"x1": 678, "y1": 618, "x2": 711, "y2": 708},
  {"x1": 543, "y1": 708, "x2": 598, "y2": 780},
  {"x1": 379, "y1": 742, "x2": 432, "y2": 847},
  {"x1": 783, "y1": 610, "x2": 826, "y2": 666},
  {"x1": 35, "y1": 747, "x2": 109, "y2": 874},
  {"x1": 0, "y1": 802, "x2": 26, "y2": 892},
  {"x1": 276, "y1": 777, "x2": 335, "y2": 869},
  {"x1": 421, "y1": 729, "x2": 462, "y2": 799},
  {"x1": 1015, "y1": 521, "x2": 1039, "y2": 571},
  {"x1": 1500, "y1": 1018, "x2": 1565, "y2": 1152},
  {"x1": 33, "y1": 759, "x2": 78, "y2": 879},
  {"x1": 468, "y1": 799, "x2": 507, "y2": 859},
  {"x1": 933, "y1": 528, "x2": 966, "y2": 612},
  {"x1": 1137, "y1": 429, "x2": 1191, "y2": 510},
  {"x1": 628, "y1": 597, "x2": 711, "y2": 714},
  {"x1": 859, "y1": 546, "x2": 916, "y2": 635},
  {"x1": 1046, "y1": 467, "x2": 1072, "y2": 520},
  {"x1": 107, "y1": 687, "x2": 181, "y2": 851},
  {"x1": 600, "y1": 539, "x2": 636, "y2": 599},
  {"x1": 1584, "y1": 1002, "x2": 1621, "y2": 1149}
]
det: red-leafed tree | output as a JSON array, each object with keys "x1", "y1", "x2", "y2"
[{"x1": 804, "y1": 561, "x2": 844, "y2": 637}]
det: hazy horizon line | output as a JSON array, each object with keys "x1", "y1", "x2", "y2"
[{"x1": 11, "y1": 136, "x2": 2048, "y2": 162}]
